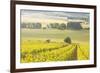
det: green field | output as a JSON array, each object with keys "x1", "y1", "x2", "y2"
[{"x1": 20, "y1": 29, "x2": 90, "y2": 63}]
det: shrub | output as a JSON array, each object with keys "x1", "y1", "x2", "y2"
[
  {"x1": 64, "y1": 37, "x2": 72, "y2": 44},
  {"x1": 43, "y1": 27, "x2": 46, "y2": 29},
  {"x1": 46, "y1": 39, "x2": 50, "y2": 43}
]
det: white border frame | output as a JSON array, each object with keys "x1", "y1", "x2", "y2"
[{"x1": 16, "y1": 5, "x2": 94, "y2": 69}]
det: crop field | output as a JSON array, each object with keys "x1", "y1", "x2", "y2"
[{"x1": 20, "y1": 29, "x2": 90, "y2": 63}]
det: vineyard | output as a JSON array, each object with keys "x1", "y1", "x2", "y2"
[
  {"x1": 20, "y1": 40, "x2": 89, "y2": 63},
  {"x1": 20, "y1": 29, "x2": 89, "y2": 63}
]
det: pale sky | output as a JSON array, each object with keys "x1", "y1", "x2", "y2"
[{"x1": 21, "y1": 9, "x2": 89, "y2": 25}]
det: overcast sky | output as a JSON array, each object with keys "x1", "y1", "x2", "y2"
[{"x1": 21, "y1": 9, "x2": 89, "y2": 21}]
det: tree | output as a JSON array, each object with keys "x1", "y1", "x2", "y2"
[
  {"x1": 35, "y1": 23, "x2": 41, "y2": 29},
  {"x1": 32, "y1": 23, "x2": 41, "y2": 29},
  {"x1": 49, "y1": 23, "x2": 55, "y2": 28},
  {"x1": 58, "y1": 23, "x2": 66, "y2": 30},
  {"x1": 54, "y1": 23, "x2": 59, "y2": 29},
  {"x1": 64, "y1": 37, "x2": 72, "y2": 44}
]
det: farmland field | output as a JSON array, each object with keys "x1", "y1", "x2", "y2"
[{"x1": 20, "y1": 29, "x2": 90, "y2": 63}]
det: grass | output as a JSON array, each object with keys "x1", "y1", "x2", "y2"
[
  {"x1": 21, "y1": 29, "x2": 89, "y2": 42},
  {"x1": 20, "y1": 29, "x2": 90, "y2": 63}
]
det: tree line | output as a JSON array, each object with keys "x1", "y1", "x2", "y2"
[{"x1": 21, "y1": 23, "x2": 67, "y2": 30}]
